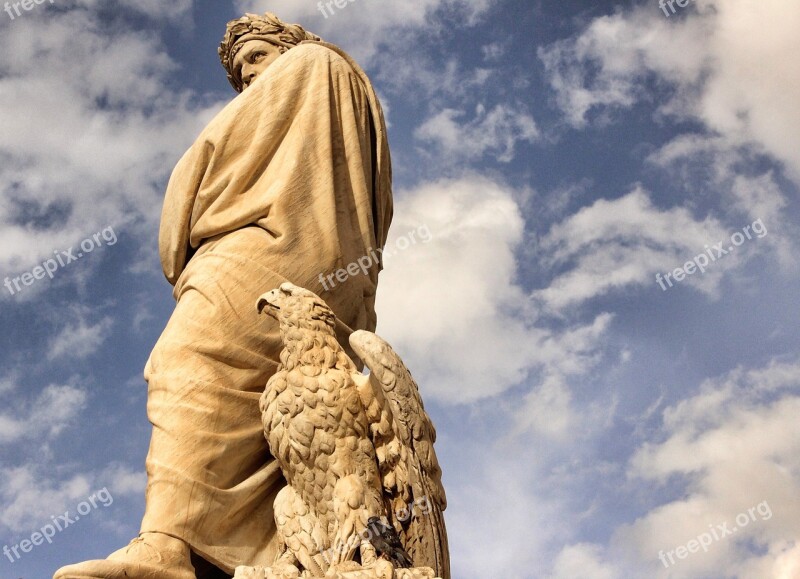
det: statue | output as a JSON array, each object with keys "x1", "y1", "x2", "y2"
[
  {"x1": 53, "y1": 11, "x2": 448, "y2": 579},
  {"x1": 246, "y1": 283, "x2": 448, "y2": 578}
]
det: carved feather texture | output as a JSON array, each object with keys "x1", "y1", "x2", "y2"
[
  {"x1": 257, "y1": 283, "x2": 449, "y2": 578},
  {"x1": 349, "y1": 331, "x2": 450, "y2": 579}
]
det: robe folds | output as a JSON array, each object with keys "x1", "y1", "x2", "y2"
[{"x1": 140, "y1": 41, "x2": 392, "y2": 573}]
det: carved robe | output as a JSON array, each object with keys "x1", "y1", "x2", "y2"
[{"x1": 140, "y1": 41, "x2": 392, "y2": 573}]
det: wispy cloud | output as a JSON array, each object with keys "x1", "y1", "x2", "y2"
[
  {"x1": 538, "y1": 0, "x2": 800, "y2": 183},
  {"x1": 48, "y1": 317, "x2": 114, "y2": 361},
  {"x1": 0, "y1": 382, "x2": 86, "y2": 445},
  {"x1": 615, "y1": 359, "x2": 800, "y2": 577},
  {"x1": 415, "y1": 103, "x2": 538, "y2": 163}
]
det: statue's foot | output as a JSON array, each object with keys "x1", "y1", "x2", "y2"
[{"x1": 53, "y1": 532, "x2": 196, "y2": 579}]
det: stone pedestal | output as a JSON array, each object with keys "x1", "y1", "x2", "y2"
[{"x1": 233, "y1": 562, "x2": 440, "y2": 579}]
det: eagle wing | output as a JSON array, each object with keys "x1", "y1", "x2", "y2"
[{"x1": 348, "y1": 330, "x2": 449, "y2": 578}]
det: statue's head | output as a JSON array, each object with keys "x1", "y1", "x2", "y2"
[{"x1": 218, "y1": 12, "x2": 321, "y2": 93}]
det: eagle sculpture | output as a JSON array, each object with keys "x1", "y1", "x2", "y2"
[{"x1": 256, "y1": 283, "x2": 449, "y2": 579}]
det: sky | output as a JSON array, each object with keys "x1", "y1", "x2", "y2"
[{"x1": 0, "y1": 0, "x2": 799, "y2": 578}]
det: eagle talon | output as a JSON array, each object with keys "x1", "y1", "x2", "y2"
[{"x1": 359, "y1": 540, "x2": 378, "y2": 568}]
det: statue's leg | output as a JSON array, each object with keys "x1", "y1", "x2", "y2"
[
  {"x1": 53, "y1": 228, "x2": 288, "y2": 578},
  {"x1": 138, "y1": 228, "x2": 292, "y2": 573}
]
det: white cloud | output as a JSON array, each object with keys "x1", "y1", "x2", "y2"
[
  {"x1": 236, "y1": 0, "x2": 495, "y2": 63},
  {"x1": 0, "y1": 7, "x2": 223, "y2": 278},
  {"x1": 0, "y1": 462, "x2": 145, "y2": 534},
  {"x1": 48, "y1": 316, "x2": 114, "y2": 361},
  {"x1": 376, "y1": 56, "x2": 494, "y2": 104},
  {"x1": 112, "y1": 0, "x2": 193, "y2": 20},
  {"x1": 611, "y1": 359, "x2": 800, "y2": 577},
  {"x1": 481, "y1": 42, "x2": 506, "y2": 62},
  {"x1": 0, "y1": 383, "x2": 87, "y2": 444},
  {"x1": 531, "y1": 187, "x2": 782, "y2": 312},
  {"x1": 31, "y1": 384, "x2": 89, "y2": 437},
  {"x1": 646, "y1": 135, "x2": 798, "y2": 270},
  {"x1": 415, "y1": 104, "x2": 538, "y2": 163},
  {"x1": 550, "y1": 543, "x2": 620, "y2": 579},
  {"x1": 375, "y1": 176, "x2": 614, "y2": 414},
  {"x1": 0, "y1": 372, "x2": 18, "y2": 395},
  {"x1": 65, "y1": 0, "x2": 193, "y2": 20},
  {"x1": 375, "y1": 176, "x2": 531, "y2": 402},
  {"x1": 103, "y1": 464, "x2": 147, "y2": 496},
  {"x1": 447, "y1": 448, "x2": 554, "y2": 578},
  {"x1": 513, "y1": 314, "x2": 614, "y2": 440},
  {"x1": 538, "y1": 0, "x2": 800, "y2": 182},
  {"x1": 515, "y1": 375, "x2": 575, "y2": 440},
  {"x1": 0, "y1": 466, "x2": 93, "y2": 533}
]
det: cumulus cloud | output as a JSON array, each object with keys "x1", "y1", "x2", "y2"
[
  {"x1": 646, "y1": 135, "x2": 798, "y2": 270},
  {"x1": 103, "y1": 464, "x2": 147, "y2": 496},
  {"x1": 538, "y1": 0, "x2": 800, "y2": 182},
  {"x1": 376, "y1": 56, "x2": 494, "y2": 105},
  {"x1": 0, "y1": 467, "x2": 94, "y2": 533},
  {"x1": 374, "y1": 176, "x2": 615, "y2": 443},
  {"x1": 550, "y1": 543, "x2": 620, "y2": 579},
  {"x1": 0, "y1": 6, "x2": 223, "y2": 279},
  {"x1": 374, "y1": 176, "x2": 532, "y2": 402},
  {"x1": 612, "y1": 359, "x2": 800, "y2": 577},
  {"x1": 65, "y1": 0, "x2": 194, "y2": 20},
  {"x1": 513, "y1": 316, "x2": 613, "y2": 440},
  {"x1": 0, "y1": 462, "x2": 145, "y2": 534},
  {"x1": 447, "y1": 447, "x2": 554, "y2": 578}
]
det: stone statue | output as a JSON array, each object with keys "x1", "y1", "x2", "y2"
[
  {"x1": 238, "y1": 283, "x2": 449, "y2": 578},
  {"x1": 53, "y1": 12, "x2": 399, "y2": 579}
]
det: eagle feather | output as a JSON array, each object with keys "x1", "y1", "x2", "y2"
[{"x1": 256, "y1": 283, "x2": 449, "y2": 578}]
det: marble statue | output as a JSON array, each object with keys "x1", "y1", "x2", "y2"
[
  {"x1": 54, "y1": 12, "x2": 448, "y2": 579},
  {"x1": 234, "y1": 283, "x2": 448, "y2": 578}
]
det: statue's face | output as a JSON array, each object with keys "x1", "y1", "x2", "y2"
[{"x1": 233, "y1": 40, "x2": 284, "y2": 90}]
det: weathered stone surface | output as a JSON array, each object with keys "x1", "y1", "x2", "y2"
[
  {"x1": 233, "y1": 562, "x2": 440, "y2": 579},
  {"x1": 255, "y1": 284, "x2": 449, "y2": 578},
  {"x1": 53, "y1": 11, "x2": 449, "y2": 579}
]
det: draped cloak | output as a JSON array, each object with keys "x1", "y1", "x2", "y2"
[{"x1": 140, "y1": 41, "x2": 392, "y2": 573}]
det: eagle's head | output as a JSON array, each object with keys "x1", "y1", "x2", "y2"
[{"x1": 256, "y1": 282, "x2": 336, "y2": 333}]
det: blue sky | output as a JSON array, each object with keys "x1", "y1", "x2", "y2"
[{"x1": 1, "y1": 0, "x2": 799, "y2": 577}]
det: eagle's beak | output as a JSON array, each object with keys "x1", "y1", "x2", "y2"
[{"x1": 256, "y1": 289, "x2": 282, "y2": 316}]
